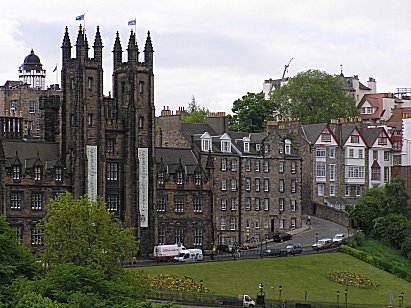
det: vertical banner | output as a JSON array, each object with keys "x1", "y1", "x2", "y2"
[
  {"x1": 86, "y1": 145, "x2": 98, "y2": 201},
  {"x1": 138, "y1": 148, "x2": 149, "y2": 227}
]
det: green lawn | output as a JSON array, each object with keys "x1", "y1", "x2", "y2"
[{"x1": 137, "y1": 253, "x2": 411, "y2": 306}]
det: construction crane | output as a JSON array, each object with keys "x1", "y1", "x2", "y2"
[{"x1": 281, "y1": 58, "x2": 293, "y2": 81}]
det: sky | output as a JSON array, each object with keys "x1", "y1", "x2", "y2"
[{"x1": 1, "y1": 0, "x2": 411, "y2": 116}]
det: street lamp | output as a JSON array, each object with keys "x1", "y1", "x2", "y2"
[
  {"x1": 200, "y1": 280, "x2": 203, "y2": 292},
  {"x1": 344, "y1": 288, "x2": 348, "y2": 308},
  {"x1": 336, "y1": 291, "x2": 340, "y2": 308},
  {"x1": 271, "y1": 287, "x2": 275, "y2": 308},
  {"x1": 315, "y1": 233, "x2": 319, "y2": 244},
  {"x1": 399, "y1": 292, "x2": 404, "y2": 308},
  {"x1": 347, "y1": 225, "x2": 350, "y2": 239},
  {"x1": 304, "y1": 290, "x2": 308, "y2": 301},
  {"x1": 279, "y1": 285, "x2": 282, "y2": 302}
]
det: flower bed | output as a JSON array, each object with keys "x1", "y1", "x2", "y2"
[
  {"x1": 150, "y1": 274, "x2": 209, "y2": 293},
  {"x1": 326, "y1": 272, "x2": 380, "y2": 288}
]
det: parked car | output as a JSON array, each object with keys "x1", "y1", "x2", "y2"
[
  {"x1": 284, "y1": 243, "x2": 303, "y2": 255},
  {"x1": 217, "y1": 244, "x2": 235, "y2": 253},
  {"x1": 273, "y1": 232, "x2": 293, "y2": 242},
  {"x1": 241, "y1": 240, "x2": 259, "y2": 250},
  {"x1": 260, "y1": 249, "x2": 281, "y2": 257},
  {"x1": 333, "y1": 234, "x2": 347, "y2": 245},
  {"x1": 312, "y1": 238, "x2": 333, "y2": 250}
]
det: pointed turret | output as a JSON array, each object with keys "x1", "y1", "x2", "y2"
[
  {"x1": 75, "y1": 24, "x2": 87, "y2": 62},
  {"x1": 112, "y1": 31, "x2": 123, "y2": 71},
  {"x1": 206, "y1": 149, "x2": 214, "y2": 171},
  {"x1": 61, "y1": 26, "x2": 72, "y2": 65},
  {"x1": 84, "y1": 32, "x2": 89, "y2": 59},
  {"x1": 93, "y1": 26, "x2": 103, "y2": 64},
  {"x1": 144, "y1": 31, "x2": 154, "y2": 68},
  {"x1": 127, "y1": 30, "x2": 139, "y2": 64}
]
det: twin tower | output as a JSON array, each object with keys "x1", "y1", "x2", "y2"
[{"x1": 60, "y1": 25, "x2": 156, "y2": 253}]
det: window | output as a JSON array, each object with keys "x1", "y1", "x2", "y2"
[
  {"x1": 279, "y1": 198, "x2": 284, "y2": 212},
  {"x1": 231, "y1": 179, "x2": 237, "y2": 191},
  {"x1": 356, "y1": 185, "x2": 363, "y2": 196},
  {"x1": 316, "y1": 148, "x2": 326, "y2": 158},
  {"x1": 194, "y1": 229, "x2": 203, "y2": 246},
  {"x1": 158, "y1": 228, "x2": 166, "y2": 245},
  {"x1": 321, "y1": 133, "x2": 331, "y2": 142},
  {"x1": 31, "y1": 225, "x2": 43, "y2": 246},
  {"x1": 55, "y1": 168, "x2": 62, "y2": 181},
  {"x1": 230, "y1": 217, "x2": 236, "y2": 230},
  {"x1": 255, "y1": 178, "x2": 260, "y2": 192},
  {"x1": 201, "y1": 138, "x2": 211, "y2": 152},
  {"x1": 393, "y1": 155, "x2": 402, "y2": 166},
  {"x1": 195, "y1": 173, "x2": 202, "y2": 186},
  {"x1": 31, "y1": 193, "x2": 43, "y2": 210},
  {"x1": 255, "y1": 219, "x2": 260, "y2": 229},
  {"x1": 34, "y1": 166, "x2": 42, "y2": 181},
  {"x1": 246, "y1": 218, "x2": 251, "y2": 228},
  {"x1": 373, "y1": 150, "x2": 378, "y2": 160},
  {"x1": 194, "y1": 198, "x2": 203, "y2": 213},
  {"x1": 174, "y1": 197, "x2": 184, "y2": 213},
  {"x1": 291, "y1": 180, "x2": 296, "y2": 193},
  {"x1": 220, "y1": 217, "x2": 226, "y2": 230},
  {"x1": 318, "y1": 183, "x2": 324, "y2": 196},
  {"x1": 244, "y1": 142, "x2": 250, "y2": 153},
  {"x1": 256, "y1": 144, "x2": 261, "y2": 151},
  {"x1": 245, "y1": 178, "x2": 251, "y2": 191},
  {"x1": 29, "y1": 101, "x2": 36, "y2": 113},
  {"x1": 371, "y1": 166, "x2": 381, "y2": 181},
  {"x1": 138, "y1": 117, "x2": 144, "y2": 129},
  {"x1": 378, "y1": 136, "x2": 388, "y2": 145},
  {"x1": 175, "y1": 229, "x2": 184, "y2": 244},
  {"x1": 384, "y1": 166, "x2": 390, "y2": 182},
  {"x1": 330, "y1": 184, "x2": 336, "y2": 196},
  {"x1": 158, "y1": 171, "x2": 165, "y2": 185},
  {"x1": 10, "y1": 100, "x2": 18, "y2": 111},
  {"x1": 264, "y1": 179, "x2": 269, "y2": 192},
  {"x1": 280, "y1": 219, "x2": 285, "y2": 229},
  {"x1": 15, "y1": 225, "x2": 23, "y2": 244},
  {"x1": 107, "y1": 162, "x2": 119, "y2": 181},
  {"x1": 221, "y1": 198, "x2": 227, "y2": 210},
  {"x1": 345, "y1": 185, "x2": 351, "y2": 197},
  {"x1": 245, "y1": 159, "x2": 251, "y2": 171},
  {"x1": 106, "y1": 194, "x2": 118, "y2": 211},
  {"x1": 157, "y1": 196, "x2": 166, "y2": 212},
  {"x1": 291, "y1": 218, "x2": 296, "y2": 228},
  {"x1": 358, "y1": 149, "x2": 364, "y2": 159},
  {"x1": 221, "y1": 158, "x2": 227, "y2": 171},
  {"x1": 264, "y1": 219, "x2": 269, "y2": 229},
  {"x1": 279, "y1": 161, "x2": 284, "y2": 173},
  {"x1": 255, "y1": 198, "x2": 260, "y2": 211},
  {"x1": 176, "y1": 172, "x2": 184, "y2": 185},
  {"x1": 329, "y1": 164, "x2": 336, "y2": 181},
  {"x1": 255, "y1": 160, "x2": 260, "y2": 172},
  {"x1": 264, "y1": 198, "x2": 269, "y2": 211},
  {"x1": 12, "y1": 165, "x2": 21, "y2": 181},
  {"x1": 263, "y1": 161, "x2": 269, "y2": 172},
  {"x1": 88, "y1": 113, "x2": 93, "y2": 126},
  {"x1": 10, "y1": 192, "x2": 23, "y2": 210},
  {"x1": 279, "y1": 179, "x2": 284, "y2": 192},
  {"x1": 231, "y1": 198, "x2": 237, "y2": 211},
  {"x1": 221, "y1": 179, "x2": 227, "y2": 191},
  {"x1": 245, "y1": 198, "x2": 251, "y2": 210},
  {"x1": 351, "y1": 134, "x2": 359, "y2": 143},
  {"x1": 88, "y1": 77, "x2": 93, "y2": 90},
  {"x1": 285, "y1": 140, "x2": 291, "y2": 154},
  {"x1": 291, "y1": 161, "x2": 296, "y2": 174},
  {"x1": 329, "y1": 148, "x2": 335, "y2": 158},
  {"x1": 221, "y1": 140, "x2": 231, "y2": 152},
  {"x1": 348, "y1": 166, "x2": 365, "y2": 178},
  {"x1": 349, "y1": 149, "x2": 354, "y2": 158},
  {"x1": 36, "y1": 118, "x2": 40, "y2": 130},
  {"x1": 291, "y1": 200, "x2": 296, "y2": 211},
  {"x1": 139, "y1": 81, "x2": 144, "y2": 94},
  {"x1": 231, "y1": 160, "x2": 237, "y2": 171},
  {"x1": 316, "y1": 162, "x2": 326, "y2": 177},
  {"x1": 384, "y1": 151, "x2": 390, "y2": 162}
]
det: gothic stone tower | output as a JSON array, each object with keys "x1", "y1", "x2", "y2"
[{"x1": 60, "y1": 26, "x2": 155, "y2": 255}]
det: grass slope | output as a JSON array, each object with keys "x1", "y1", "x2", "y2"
[{"x1": 139, "y1": 253, "x2": 411, "y2": 306}]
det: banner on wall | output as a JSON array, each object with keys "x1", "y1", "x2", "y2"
[
  {"x1": 138, "y1": 148, "x2": 149, "y2": 228},
  {"x1": 86, "y1": 145, "x2": 98, "y2": 201}
]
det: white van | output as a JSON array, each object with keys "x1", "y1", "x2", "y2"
[{"x1": 174, "y1": 249, "x2": 203, "y2": 262}]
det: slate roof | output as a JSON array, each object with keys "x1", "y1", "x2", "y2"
[
  {"x1": 301, "y1": 123, "x2": 327, "y2": 144},
  {"x1": 155, "y1": 147, "x2": 199, "y2": 174},
  {"x1": 361, "y1": 127, "x2": 384, "y2": 147},
  {"x1": 181, "y1": 123, "x2": 217, "y2": 141}
]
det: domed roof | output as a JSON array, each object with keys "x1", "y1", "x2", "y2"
[{"x1": 23, "y1": 49, "x2": 41, "y2": 65}]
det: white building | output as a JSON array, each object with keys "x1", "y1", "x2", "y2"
[{"x1": 18, "y1": 49, "x2": 46, "y2": 90}]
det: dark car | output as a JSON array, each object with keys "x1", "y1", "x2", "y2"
[
  {"x1": 273, "y1": 232, "x2": 293, "y2": 242},
  {"x1": 216, "y1": 244, "x2": 235, "y2": 253},
  {"x1": 260, "y1": 249, "x2": 281, "y2": 257}
]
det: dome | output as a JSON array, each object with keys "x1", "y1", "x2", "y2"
[{"x1": 23, "y1": 49, "x2": 41, "y2": 65}]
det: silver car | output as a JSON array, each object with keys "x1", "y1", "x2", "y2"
[{"x1": 312, "y1": 238, "x2": 333, "y2": 250}]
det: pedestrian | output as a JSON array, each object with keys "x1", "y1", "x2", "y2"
[
  {"x1": 306, "y1": 215, "x2": 311, "y2": 225},
  {"x1": 282, "y1": 298, "x2": 287, "y2": 308},
  {"x1": 237, "y1": 248, "x2": 241, "y2": 258}
]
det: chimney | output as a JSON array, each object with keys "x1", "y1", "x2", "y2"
[{"x1": 367, "y1": 77, "x2": 377, "y2": 93}]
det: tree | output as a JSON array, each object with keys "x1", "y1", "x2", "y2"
[
  {"x1": 229, "y1": 92, "x2": 273, "y2": 132},
  {"x1": 270, "y1": 69, "x2": 358, "y2": 124},
  {"x1": 181, "y1": 96, "x2": 208, "y2": 123},
  {"x1": 38, "y1": 193, "x2": 138, "y2": 276},
  {"x1": 0, "y1": 215, "x2": 35, "y2": 285},
  {"x1": 384, "y1": 177, "x2": 410, "y2": 217},
  {"x1": 372, "y1": 214, "x2": 410, "y2": 249}
]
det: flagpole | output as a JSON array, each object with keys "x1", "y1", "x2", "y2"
[
  {"x1": 83, "y1": 13, "x2": 86, "y2": 37},
  {"x1": 135, "y1": 18, "x2": 136, "y2": 34}
]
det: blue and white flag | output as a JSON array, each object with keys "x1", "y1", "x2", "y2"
[
  {"x1": 128, "y1": 19, "x2": 136, "y2": 26},
  {"x1": 76, "y1": 14, "x2": 85, "y2": 21}
]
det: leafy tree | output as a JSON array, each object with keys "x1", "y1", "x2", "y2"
[
  {"x1": 38, "y1": 193, "x2": 138, "y2": 276},
  {"x1": 181, "y1": 96, "x2": 208, "y2": 123},
  {"x1": 229, "y1": 91, "x2": 273, "y2": 132},
  {"x1": 372, "y1": 214, "x2": 410, "y2": 249},
  {"x1": 0, "y1": 215, "x2": 35, "y2": 285},
  {"x1": 269, "y1": 69, "x2": 358, "y2": 124},
  {"x1": 384, "y1": 177, "x2": 410, "y2": 217},
  {"x1": 348, "y1": 187, "x2": 386, "y2": 234}
]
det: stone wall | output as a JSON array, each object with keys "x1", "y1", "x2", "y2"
[{"x1": 310, "y1": 202, "x2": 350, "y2": 227}]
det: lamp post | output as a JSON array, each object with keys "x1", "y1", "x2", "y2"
[
  {"x1": 337, "y1": 291, "x2": 340, "y2": 308},
  {"x1": 399, "y1": 292, "x2": 404, "y2": 308},
  {"x1": 304, "y1": 290, "x2": 308, "y2": 301},
  {"x1": 271, "y1": 287, "x2": 274, "y2": 308},
  {"x1": 315, "y1": 233, "x2": 319, "y2": 244},
  {"x1": 200, "y1": 280, "x2": 203, "y2": 302},
  {"x1": 279, "y1": 285, "x2": 282, "y2": 302},
  {"x1": 347, "y1": 225, "x2": 350, "y2": 239},
  {"x1": 344, "y1": 288, "x2": 348, "y2": 308}
]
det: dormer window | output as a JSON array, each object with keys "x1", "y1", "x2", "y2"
[
  {"x1": 55, "y1": 167, "x2": 62, "y2": 181},
  {"x1": 200, "y1": 132, "x2": 212, "y2": 152},
  {"x1": 34, "y1": 166, "x2": 42, "y2": 181},
  {"x1": 285, "y1": 139, "x2": 291, "y2": 155},
  {"x1": 244, "y1": 142, "x2": 250, "y2": 153},
  {"x1": 256, "y1": 144, "x2": 261, "y2": 151},
  {"x1": 176, "y1": 172, "x2": 184, "y2": 185},
  {"x1": 351, "y1": 131, "x2": 359, "y2": 143},
  {"x1": 195, "y1": 173, "x2": 202, "y2": 186},
  {"x1": 220, "y1": 133, "x2": 231, "y2": 153},
  {"x1": 158, "y1": 171, "x2": 165, "y2": 185},
  {"x1": 12, "y1": 165, "x2": 21, "y2": 181}
]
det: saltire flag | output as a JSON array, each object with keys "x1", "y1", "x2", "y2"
[
  {"x1": 128, "y1": 19, "x2": 136, "y2": 26},
  {"x1": 52, "y1": 65, "x2": 57, "y2": 72},
  {"x1": 76, "y1": 14, "x2": 85, "y2": 21}
]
